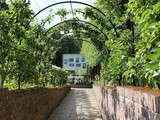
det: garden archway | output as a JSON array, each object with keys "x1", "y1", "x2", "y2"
[{"x1": 26, "y1": 1, "x2": 118, "y2": 37}]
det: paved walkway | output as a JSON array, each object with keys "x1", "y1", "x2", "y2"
[{"x1": 48, "y1": 88, "x2": 102, "y2": 120}]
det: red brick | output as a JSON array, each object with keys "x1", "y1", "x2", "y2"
[
  {"x1": 117, "y1": 86, "x2": 125, "y2": 97},
  {"x1": 133, "y1": 90, "x2": 142, "y2": 103},
  {"x1": 94, "y1": 85, "x2": 160, "y2": 120},
  {"x1": 149, "y1": 95, "x2": 160, "y2": 113},
  {"x1": 141, "y1": 92, "x2": 149, "y2": 107},
  {"x1": 0, "y1": 86, "x2": 70, "y2": 120},
  {"x1": 124, "y1": 87, "x2": 134, "y2": 100},
  {"x1": 155, "y1": 114, "x2": 160, "y2": 120},
  {"x1": 125, "y1": 97, "x2": 134, "y2": 109}
]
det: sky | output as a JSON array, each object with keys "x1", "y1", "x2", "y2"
[{"x1": 29, "y1": 0, "x2": 96, "y2": 28}]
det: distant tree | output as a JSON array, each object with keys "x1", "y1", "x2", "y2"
[{"x1": 52, "y1": 35, "x2": 82, "y2": 67}]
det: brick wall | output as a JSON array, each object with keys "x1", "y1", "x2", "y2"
[
  {"x1": 0, "y1": 86, "x2": 70, "y2": 120},
  {"x1": 93, "y1": 85, "x2": 160, "y2": 120}
]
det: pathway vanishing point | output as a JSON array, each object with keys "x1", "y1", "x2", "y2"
[{"x1": 48, "y1": 88, "x2": 102, "y2": 120}]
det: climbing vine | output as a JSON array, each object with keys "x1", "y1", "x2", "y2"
[
  {"x1": 0, "y1": 0, "x2": 68, "y2": 89},
  {"x1": 0, "y1": 0, "x2": 159, "y2": 90}
]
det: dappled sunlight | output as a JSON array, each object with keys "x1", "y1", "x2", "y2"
[{"x1": 48, "y1": 88, "x2": 102, "y2": 120}]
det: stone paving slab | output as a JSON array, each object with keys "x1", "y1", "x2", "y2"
[{"x1": 48, "y1": 88, "x2": 102, "y2": 120}]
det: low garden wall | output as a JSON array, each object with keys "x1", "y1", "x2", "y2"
[
  {"x1": 70, "y1": 84, "x2": 92, "y2": 88},
  {"x1": 93, "y1": 85, "x2": 160, "y2": 120},
  {"x1": 0, "y1": 86, "x2": 70, "y2": 120}
]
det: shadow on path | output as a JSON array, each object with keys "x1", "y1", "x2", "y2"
[{"x1": 47, "y1": 88, "x2": 102, "y2": 120}]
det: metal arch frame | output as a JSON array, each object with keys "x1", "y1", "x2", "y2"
[
  {"x1": 49, "y1": 31, "x2": 102, "y2": 54},
  {"x1": 55, "y1": 32, "x2": 92, "y2": 50},
  {"x1": 43, "y1": 19, "x2": 107, "y2": 52},
  {"x1": 48, "y1": 31, "x2": 92, "y2": 45},
  {"x1": 26, "y1": 1, "x2": 118, "y2": 36},
  {"x1": 44, "y1": 19, "x2": 108, "y2": 39},
  {"x1": 56, "y1": 31, "x2": 95, "y2": 44}
]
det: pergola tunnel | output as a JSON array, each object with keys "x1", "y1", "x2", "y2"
[{"x1": 0, "y1": 0, "x2": 159, "y2": 120}]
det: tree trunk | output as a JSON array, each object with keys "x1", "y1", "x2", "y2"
[
  {"x1": 119, "y1": 73, "x2": 123, "y2": 86},
  {"x1": 0, "y1": 70, "x2": 5, "y2": 88},
  {"x1": 0, "y1": 76, "x2": 4, "y2": 88},
  {"x1": 18, "y1": 75, "x2": 21, "y2": 90},
  {"x1": 126, "y1": 19, "x2": 136, "y2": 86},
  {"x1": 131, "y1": 21, "x2": 136, "y2": 86}
]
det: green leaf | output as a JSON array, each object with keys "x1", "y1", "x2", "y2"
[
  {"x1": 145, "y1": 61, "x2": 159, "y2": 70},
  {"x1": 153, "y1": 2, "x2": 160, "y2": 13}
]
